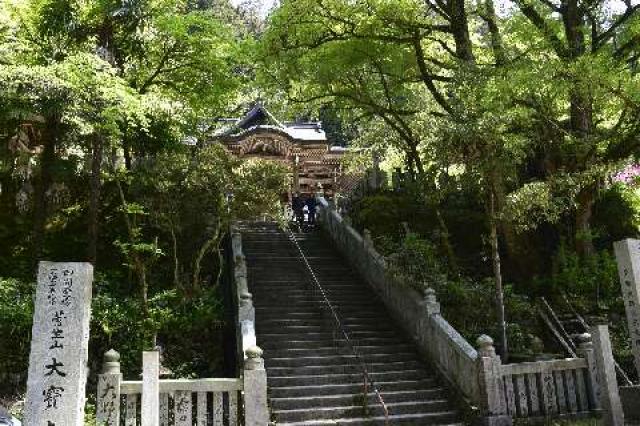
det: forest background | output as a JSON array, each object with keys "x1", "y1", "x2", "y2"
[{"x1": 0, "y1": 0, "x2": 639, "y2": 418}]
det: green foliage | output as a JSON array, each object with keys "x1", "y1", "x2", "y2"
[
  {"x1": 383, "y1": 231, "x2": 538, "y2": 354},
  {"x1": 90, "y1": 275, "x2": 225, "y2": 379},
  {"x1": 0, "y1": 278, "x2": 33, "y2": 394},
  {"x1": 550, "y1": 244, "x2": 622, "y2": 311},
  {"x1": 350, "y1": 194, "x2": 413, "y2": 243},
  {"x1": 593, "y1": 183, "x2": 640, "y2": 245},
  {"x1": 386, "y1": 232, "x2": 446, "y2": 291},
  {"x1": 0, "y1": 0, "x2": 267, "y2": 402}
]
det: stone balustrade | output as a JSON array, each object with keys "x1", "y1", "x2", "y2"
[
  {"x1": 231, "y1": 224, "x2": 257, "y2": 360},
  {"x1": 316, "y1": 196, "x2": 625, "y2": 425},
  {"x1": 317, "y1": 197, "x2": 482, "y2": 407},
  {"x1": 97, "y1": 349, "x2": 245, "y2": 425},
  {"x1": 230, "y1": 224, "x2": 269, "y2": 425}
]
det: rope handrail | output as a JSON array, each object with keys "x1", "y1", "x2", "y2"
[{"x1": 283, "y1": 225, "x2": 390, "y2": 424}]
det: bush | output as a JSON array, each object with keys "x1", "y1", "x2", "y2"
[
  {"x1": 592, "y1": 183, "x2": 640, "y2": 247},
  {"x1": 386, "y1": 232, "x2": 446, "y2": 292},
  {"x1": 90, "y1": 278, "x2": 225, "y2": 380},
  {"x1": 384, "y1": 232, "x2": 539, "y2": 355},
  {"x1": 0, "y1": 278, "x2": 33, "y2": 396},
  {"x1": 350, "y1": 193, "x2": 415, "y2": 243},
  {"x1": 551, "y1": 243, "x2": 622, "y2": 312}
]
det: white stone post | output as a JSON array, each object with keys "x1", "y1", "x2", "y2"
[
  {"x1": 423, "y1": 287, "x2": 441, "y2": 316},
  {"x1": 475, "y1": 335, "x2": 511, "y2": 426},
  {"x1": 591, "y1": 326, "x2": 625, "y2": 426},
  {"x1": 363, "y1": 229, "x2": 373, "y2": 249},
  {"x1": 613, "y1": 239, "x2": 640, "y2": 377},
  {"x1": 96, "y1": 349, "x2": 122, "y2": 426},
  {"x1": 244, "y1": 345, "x2": 269, "y2": 426},
  {"x1": 142, "y1": 351, "x2": 160, "y2": 426},
  {"x1": 371, "y1": 150, "x2": 381, "y2": 190},
  {"x1": 576, "y1": 333, "x2": 601, "y2": 410},
  {"x1": 25, "y1": 262, "x2": 93, "y2": 426}
]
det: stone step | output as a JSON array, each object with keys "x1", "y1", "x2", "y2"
[
  {"x1": 271, "y1": 389, "x2": 449, "y2": 410},
  {"x1": 252, "y1": 285, "x2": 364, "y2": 294},
  {"x1": 266, "y1": 360, "x2": 422, "y2": 376},
  {"x1": 259, "y1": 330, "x2": 398, "y2": 343},
  {"x1": 257, "y1": 316, "x2": 390, "y2": 327},
  {"x1": 249, "y1": 269, "x2": 358, "y2": 277},
  {"x1": 257, "y1": 323, "x2": 396, "y2": 335},
  {"x1": 276, "y1": 412, "x2": 461, "y2": 426},
  {"x1": 266, "y1": 352, "x2": 419, "y2": 367},
  {"x1": 274, "y1": 400, "x2": 453, "y2": 423},
  {"x1": 254, "y1": 298, "x2": 379, "y2": 307},
  {"x1": 250, "y1": 279, "x2": 360, "y2": 285},
  {"x1": 255, "y1": 311, "x2": 383, "y2": 322},
  {"x1": 251, "y1": 285, "x2": 367, "y2": 294},
  {"x1": 252, "y1": 286, "x2": 372, "y2": 295},
  {"x1": 241, "y1": 224, "x2": 461, "y2": 425},
  {"x1": 254, "y1": 306, "x2": 386, "y2": 316},
  {"x1": 268, "y1": 369, "x2": 431, "y2": 387},
  {"x1": 253, "y1": 297, "x2": 380, "y2": 306},
  {"x1": 266, "y1": 344, "x2": 418, "y2": 359},
  {"x1": 259, "y1": 336, "x2": 407, "y2": 350},
  {"x1": 248, "y1": 256, "x2": 346, "y2": 263},
  {"x1": 269, "y1": 378, "x2": 442, "y2": 398}
]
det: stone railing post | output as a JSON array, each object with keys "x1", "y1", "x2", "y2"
[
  {"x1": 363, "y1": 229, "x2": 373, "y2": 249},
  {"x1": 244, "y1": 345, "x2": 269, "y2": 426},
  {"x1": 142, "y1": 351, "x2": 160, "y2": 426},
  {"x1": 372, "y1": 150, "x2": 381, "y2": 190},
  {"x1": 475, "y1": 335, "x2": 511, "y2": 426},
  {"x1": 239, "y1": 291, "x2": 257, "y2": 359},
  {"x1": 591, "y1": 325, "x2": 625, "y2": 426},
  {"x1": 97, "y1": 349, "x2": 122, "y2": 426},
  {"x1": 576, "y1": 332, "x2": 601, "y2": 411},
  {"x1": 423, "y1": 287, "x2": 440, "y2": 316},
  {"x1": 239, "y1": 291, "x2": 254, "y2": 323}
]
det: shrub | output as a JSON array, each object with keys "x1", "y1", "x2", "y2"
[{"x1": 0, "y1": 278, "x2": 33, "y2": 396}]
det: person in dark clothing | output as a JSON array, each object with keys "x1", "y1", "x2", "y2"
[
  {"x1": 292, "y1": 192, "x2": 304, "y2": 226},
  {"x1": 306, "y1": 192, "x2": 318, "y2": 226}
]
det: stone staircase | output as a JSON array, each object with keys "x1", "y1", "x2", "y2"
[{"x1": 240, "y1": 222, "x2": 464, "y2": 425}]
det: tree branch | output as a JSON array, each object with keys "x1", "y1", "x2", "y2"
[
  {"x1": 595, "y1": 5, "x2": 640, "y2": 48},
  {"x1": 512, "y1": 0, "x2": 569, "y2": 58},
  {"x1": 412, "y1": 34, "x2": 454, "y2": 114}
]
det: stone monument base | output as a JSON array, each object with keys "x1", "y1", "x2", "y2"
[{"x1": 620, "y1": 385, "x2": 640, "y2": 424}]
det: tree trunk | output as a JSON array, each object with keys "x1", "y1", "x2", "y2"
[
  {"x1": 561, "y1": 0, "x2": 596, "y2": 258},
  {"x1": 170, "y1": 226, "x2": 180, "y2": 288},
  {"x1": 489, "y1": 189, "x2": 508, "y2": 362},
  {"x1": 193, "y1": 221, "x2": 220, "y2": 291},
  {"x1": 123, "y1": 140, "x2": 132, "y2": 170},
  {"x1": 483, "y1": 0, "x2": 506, "y2": 65},
  {"x1": 436, "y1": 209, "x2": 459, "y2": 276},
  {"x1": 88, "y1": 135, "x2": 103, "y2": 264},
  {"x1": 450, "y1": 0, "x2": 475, "y2": 63},
  {"x1": 32, "y1": 116, "x2": 59, "y2": 266},
  {"x1": 575, "y1": 187, "x2": 596, "y2": 257}
]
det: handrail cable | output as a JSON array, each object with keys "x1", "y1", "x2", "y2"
[{"x1": 284, "y1": 225, "x2": 390, "y2": 424}]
